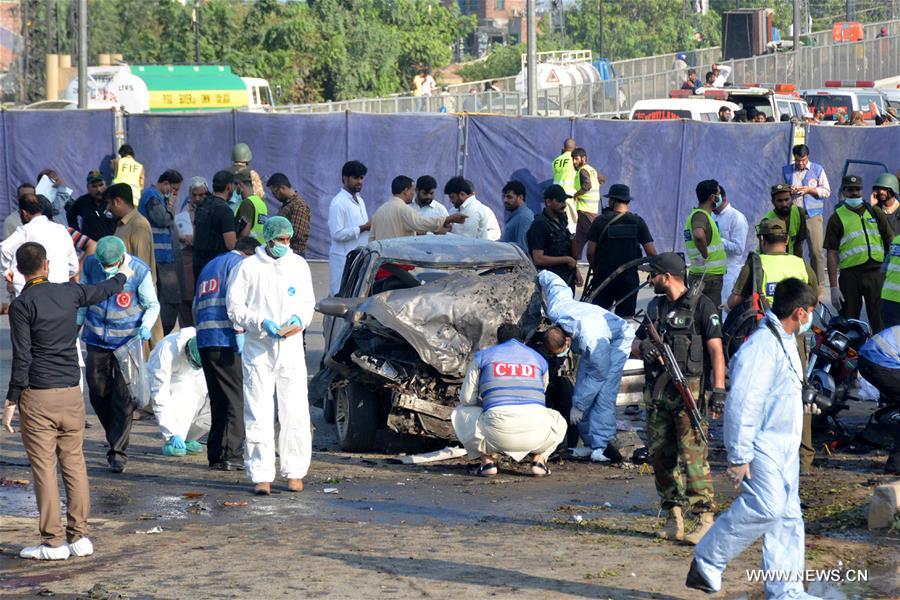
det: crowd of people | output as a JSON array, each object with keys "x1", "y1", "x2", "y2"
[{"x1": 1, "y1": 135, "x2": 898, "y2": 598}]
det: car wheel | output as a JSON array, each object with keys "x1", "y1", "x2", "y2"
[
  {"x1": 323, "y1": 390, "x2": 336, "y2": 424},
  {"x1": 334, "y1": 381, "x2": 378, "y2": 451}
]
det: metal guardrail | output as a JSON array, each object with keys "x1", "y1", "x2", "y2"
[
  {"x1": 279, "y1": 19, "x2": 900, "y2": 117},
  {"x1": 273, "y1": 90, "x2": 526, "y2": 116}
]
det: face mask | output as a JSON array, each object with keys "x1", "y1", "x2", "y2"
[
  {"x1": 269, "y1": 241, "x2": 289, "y2": 259},
  {"x1": 798, "y1": 310, "x2": 813, "y2": 335},
  {"x1": 555, "y1": 345, "x2": 570, "y2": 358},
  {"x1": 714, "y1": 193, "x2": 724, "y2": 208},
  {"x1": 843, "y1": 196, "x2": 863, "y2": 208},
  {"x1": 230, "y1": 190, "x2": 241, "y2": 205},
  {"x1": 103, "y1": 264, "x2": 119, "y2": 276}
]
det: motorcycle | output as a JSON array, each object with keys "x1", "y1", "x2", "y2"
[{"x1": 805, "y1": 304, "x2": 871, "y2": 434}]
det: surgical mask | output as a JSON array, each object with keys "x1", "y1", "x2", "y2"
[
  {"x1": 269, "y1": 241, "x2": 290, "y2": 259},
  {"x1": 555, "y1": 344, "x2": 570, "y2": 358},
  {"x1": 843, "y1": 196, "x2": 863, "y2": 208},
  {"x1": 103, "y1": 264, "x2": 119, "y2": 276},
  {"x1": 798, "y1": 310, "x2": 813, "y2": 335},
  {"x1": 230, "y1": 190, "x2": 241, "y2": 205},
  {"x1": 714, "y1": 193, "x2": 724, "y2": 208}
]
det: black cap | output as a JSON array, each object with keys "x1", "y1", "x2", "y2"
[
  {"x1": 842, "y1": 174, "x2": 862, "y2": 187},
  {"x1": 638, "y1": 252, "x2": 685, "y2": 277},
  {"x1": 604, "y1": 183, "x2": 632, "y2": 203},
  {"x1": 543, "y1": 184, "x2": 571, "y2": 202},
  {"x1": 231, "y1": 167, "x2": 252, "y2": 185},
  {"x1": 770, "y1": 183, "x2": 792, "y2": 195}
]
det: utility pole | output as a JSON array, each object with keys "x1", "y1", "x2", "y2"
[
  {"x1": 598, "y1": 0, "x2": 604, "y2": 58},
  {"x1": 526, "y1": 0, "x2": 536, "y2": 116},
  {"x1": 845, "y1": 0, "x2": 852, "y2": 21},
  {"x1": 77, "y1": 0, "x2": 87, "y2": 108},
  {"x1": 792, "y1": 0, "x2": 800, "y2": 50},
  {"x1": 193, "y1": 0, "x2": 201, "y2": 64}
]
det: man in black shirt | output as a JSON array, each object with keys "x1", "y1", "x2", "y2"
[
  {"x1": 585, "y1": 183, "x2": 656, "y2": 317},
  {"x1": 527, "y1": 184, "x2": 582, "y2": 288},
  {"x1": 65, "y1": 171, "x2": 116, "y2": 241},
  {"x1": 3, "y1": 242, "x2": 131, "y2": 561},
  {"x1": 193, "y1": 170, "x2": 238, "y2": 279}
]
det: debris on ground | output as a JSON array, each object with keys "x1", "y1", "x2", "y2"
[
  {"x1": 0, "y1": 478, "x2": 30, "y2": 486},
  {"x1": 323, "y1": 488, "x2": 339, "y2": 494},
  {"x1": 134, "y1": 526, "x2": 164, "y2": 534},
  {"x1": 389, "y1": 446, "x2": 468, "y2": 465}
]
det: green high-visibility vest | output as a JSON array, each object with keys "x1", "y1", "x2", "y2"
[
  {"x1": 881, "y1": 235, "x2": 900, "y2": 303},
  {"x1": 684, "y1": 208, "x2": 726, "y2": 276},
  {"x1": 759, "y1": 253, "x2": 809, "y2": 305},
  {"x1": 576, "y1": 164, "x2": 600, "y2": 213},
  {"x1": 236, "y1": 195, "x2": 269, "y2": 243},
  {"x1": 835, "y1": 204, "x2": 884, "y2": 269},
  {"x1": 762, "y1": 205, "x2": 802, "y2": 255},
  {"x1": 551, "y1": 152, "x2": 577, "y2": 196}
]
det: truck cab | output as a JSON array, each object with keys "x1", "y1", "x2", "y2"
[{"x1": 242, "y1": 77, "x2": 274, "y2": 112}]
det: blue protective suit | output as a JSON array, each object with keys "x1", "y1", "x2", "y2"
[
  {"x1": 695, "y1": 312, "x2": 819, "y2": 600},
  {"x1": 538, "y1": 270, "x2": 635, "y2": 451}
]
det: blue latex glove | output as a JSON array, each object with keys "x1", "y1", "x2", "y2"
[
  {"x1": 283, "y1": 315, "x2": 303, "y2": 329},
  {"x1": 262, "y1": 319, "x2": 283, "y2": 338},
  {"x1": 170, "y1": 434, "x2": 186, "y2": 450},
  {"x1": 138, "y1": 326, "x2": 151, "y2": 340},
  {"x1": 235, "y1": 333, "x2": 245, "y2": 354}
]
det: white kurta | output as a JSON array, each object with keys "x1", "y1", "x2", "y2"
[
  {"x1": 449, "y1": 195, "x2": 501, "y2": 241},
  {"x1": 226, "y1": 246, "x2": 316, "y2": 483},
  {"x1": 0, "y1": 215, "x2": 78, "y2": 294},
  {"x1": 715, "y1": 204, "x2": 749, "y2": 307},
  {"x1": 327, "y1": 188, "x2": 368, "y2": 294}
]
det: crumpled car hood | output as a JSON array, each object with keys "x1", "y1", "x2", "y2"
[{"x1": 355, "y1": 268, "x2": 542, "y2": 379}]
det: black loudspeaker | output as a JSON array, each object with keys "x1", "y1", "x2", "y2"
[{"x1": 723, "y1": 11, "x2": 754, "y2": 60}]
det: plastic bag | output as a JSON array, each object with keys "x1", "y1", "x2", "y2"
[{"x1": 113, "y1": 335, "x2": 150, "y2": 410}]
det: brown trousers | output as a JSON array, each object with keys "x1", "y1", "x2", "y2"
[{"x1": 18, "y1": 386, "x2": 90, "y2": 547}]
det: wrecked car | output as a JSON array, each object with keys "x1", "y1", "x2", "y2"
[{"x1": 312, "y1": 235, "x2": 545, "y2": 451}]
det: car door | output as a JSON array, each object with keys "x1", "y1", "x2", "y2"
[{"x1": 322, "y1": 249, "x2": 369, "y2": 356}]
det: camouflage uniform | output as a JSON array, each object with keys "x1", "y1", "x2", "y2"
[
  {"x1": 639, "y1": 289, "x2": 721, "y2": 513},
  {"x1": 645, "y1": 377, "x2": 714, "y2": 511}
]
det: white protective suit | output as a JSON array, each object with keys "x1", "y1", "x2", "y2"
[
  {"x1": 226, "y1": 245, "x2": 316, "y2": 483},
  {"x1": 538, "y1": 271, "x2": 635, "y2": 451},
  {"x1": 148, "y1": 327, "x2": 211, "y2": 443},
  {"x1": 694, "y1": 312, "x2": 817, "y2": 599}
]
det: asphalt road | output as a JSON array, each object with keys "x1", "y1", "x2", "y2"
[{"x1": 1, "y1": 261, "x2": 897, "y2": 599}]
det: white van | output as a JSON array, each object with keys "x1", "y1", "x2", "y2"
[{"x1": 629, "y1": 98, "x2": 740, "y2": 121}]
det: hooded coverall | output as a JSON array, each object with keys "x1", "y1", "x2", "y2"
[
  {"x1": 226, "y1": 245, "x2": 315, "y2": 483},
  {"x1": 694, "y1": 313, "x2": 817, "y2": 599},
  {"x1": 147, "y1": 327, "x2": 211, "y2": 444},
  {"x1": 538, "y1": 270, "x2": 635, "y2": 451}
]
